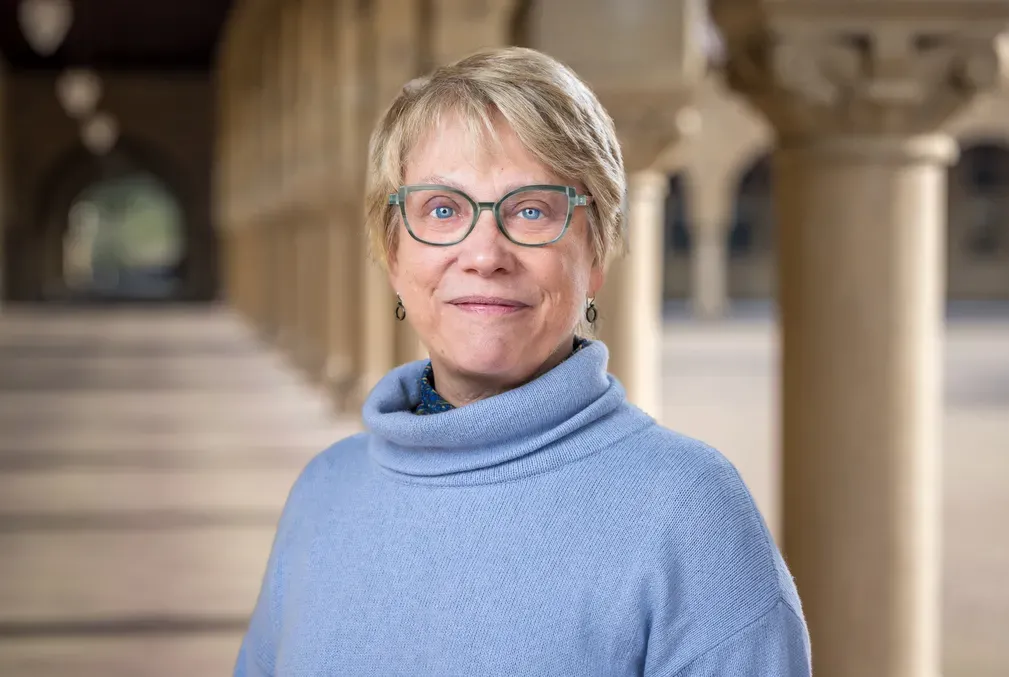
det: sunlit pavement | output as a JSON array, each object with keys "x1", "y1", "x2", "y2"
[{"x1": 0, "y1": 304, "x2": 1005, "y2": 675}]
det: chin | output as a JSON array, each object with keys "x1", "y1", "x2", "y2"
[{"x1": 442, "y1": 332, "x2": 536, "y2": 379}]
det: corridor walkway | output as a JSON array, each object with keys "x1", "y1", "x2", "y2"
[
  {"x1": 0, "y1": 306, "x2": 358, "y2": 675},
  {"x1": 0, "y1": 306, "x2": 1005, "y2": 675}
]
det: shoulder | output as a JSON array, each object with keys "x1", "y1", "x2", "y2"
[
  {"x1": 633, "y1": 423, "x2": 787, "y2": 586},
  {"x1": 275, "y1": 433, "x2": 371, "y2": 525},
  {"x1": 614, "y1": 422, "x2": 766, "y2": 530},
  {"x1": 614, "y1": 423, "x2": 805, "y2": 660}
]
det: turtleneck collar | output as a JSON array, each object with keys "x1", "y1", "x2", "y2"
[
  {"x1": 413, "y1": 336, "x2": 591, "y2": 415},
  {"x1": 362, "y1": 340, "x2": 652, "y2": 486}
]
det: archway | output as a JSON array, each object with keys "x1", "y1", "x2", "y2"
[
  {"x1": 947, "y1": 142, "x2": 1009, "y2": 300},
  {"x1": 62, "y1": 172, "x2": 185, "y2": 301},
  {"x1": 662, "y1": 174, "x2": 690, "y2": 301},
  {"x1": 3, "y1": 136, "x2": 215, "y2": 303},
  {"x1": 728, "y1": 155, "x2": 774, "y2": 299}
]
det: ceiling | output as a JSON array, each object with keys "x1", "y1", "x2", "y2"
[{"x1": 0, "y1": 0, "x2": 235, "y2": 71}]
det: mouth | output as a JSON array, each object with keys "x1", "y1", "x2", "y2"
[{"x1": 448, "y1": 296, "x2": 531, "y2": 316}]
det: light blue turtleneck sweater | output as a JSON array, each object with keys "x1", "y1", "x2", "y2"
[{"x1": 235, "y1": 340, "x2": 811, "y2": 676}]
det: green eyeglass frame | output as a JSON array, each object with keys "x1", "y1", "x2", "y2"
[{"x1": 387, "y1": 184, "x2": 592, "y2": 247}]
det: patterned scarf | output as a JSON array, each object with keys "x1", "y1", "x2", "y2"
[{"x1": 414, "y1": 337, "x2": 591, "y2": 415}]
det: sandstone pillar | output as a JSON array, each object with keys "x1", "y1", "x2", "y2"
[
  {"x1": 260, "y1": 7, "x2": 284, "y2": 343},
  {"x1": 294, "y1": 222, "x2": 314, "y2": 368},
  {"x1": 712, "y1": 3, "x2": 1009, "y2": 674},
  {"x1": 331, "y1": 0, "x2": 370, "y2": 406},
  {"x1": 687, "y1": 176, "x2": 732, "y2": 319},
  {"x1": 602, "y1": 171, "x2": 669, "y2": 418},
  {"x1": 277, "y1": 224, "x2": 298, "y2": 350},
  {"x1": 326, "y1": 215, "x2": 357, "y2": 403},
  {"x1": 321, "y1": 0, "x2": 358, "y2": 403},
  {"x1": 595, "y1": 105, "x2": 700, "y2": 417}
]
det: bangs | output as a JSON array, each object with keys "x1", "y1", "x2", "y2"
[{"x1": 388, "y1": 89, "x2": 505, "y2": 187}]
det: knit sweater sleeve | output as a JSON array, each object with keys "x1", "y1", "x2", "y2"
[
  {"x1": 638, "y1": 434, "x2": 811, "y2": 677},
  {"x1": 233, "y1": 451, "x2": 332, "y2": 677},
  {"x1": 666, "y1": 597, "x2": 810, "y2": 677}
]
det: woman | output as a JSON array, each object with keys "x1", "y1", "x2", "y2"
[{"x1": 236, "y1": 47, "x2": 810, "y2": 676}]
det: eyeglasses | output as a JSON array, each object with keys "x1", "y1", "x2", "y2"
[{"x1": 387, "y1": 184, "x2": 592, "y2": 247}]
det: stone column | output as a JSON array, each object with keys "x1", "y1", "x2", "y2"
[
  {"x1": 326, "y1": 215, "x2": 356, "y2": 403},
  {"x1": 780, "y1": 135, "x2": 952, "y2": 677},
  {"x1": 319, "y1": 0, "x2": 354, "y2": 402},
  {"x1": 277, "y1": 224, "x2": 298, "y2": 350},
  {"x1": 294, "y1": 222, "x2": 314, "y2": 369},
  {"x1": 687, "y1": 176, "x2": 731, "y2": 319},
  {"x1": 305, "y1": 0, "x2": 332, "y2": 380},
  {"x1": 712, "y1": 4, "x2": 1009, "y2": 675},
  {"x1": 594, "y1": 96, "x2": 698, "y2": 417},
  {"x1": 274, "y1": 0, "x2": 299, "y2": 355},
  {"x1": 600, "y1": 171, "x2": 669, "y2": 417},
  {"x1": 333, "y1": 0, "x2": 371, "y2": 406},
  {"x1": 280, "y1": 0, "x2": 300, "y2": 195},
  {"x1": 258, "y1": 217, "x2": 276, "y2": 337},
  {"x1": 235, "y1": 230, "x2": 248, "y2": 318},
  {"x1": 261, "y1": 9, "x2": 283, "y2": 343}
]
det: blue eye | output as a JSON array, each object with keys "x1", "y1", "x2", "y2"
[
  {"x1": 519, "y1": 207, "x2": 543, "y2": 220},
  {"x1": 432, "y1": 206, "x2": 455, "y2": 219}
]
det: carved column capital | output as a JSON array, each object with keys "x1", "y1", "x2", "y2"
[
  {"x1": 603, "y1": 89, "x2": 699, "y2": 173},
  {"x1": 711, "y1": 1, "x2": 1009, "y2": 141}
]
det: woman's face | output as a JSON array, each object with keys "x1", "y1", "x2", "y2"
[{"x1": 388, "y1": 112, "x2": 603, "y2": 386}]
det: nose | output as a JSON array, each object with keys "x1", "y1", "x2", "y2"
[{"x1": 455, "y1": 207, "x2": 516, "y2": 277}]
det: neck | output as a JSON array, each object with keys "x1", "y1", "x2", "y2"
[{"x1": 430, "y1": 334, "x2": 576, "y2": 408}]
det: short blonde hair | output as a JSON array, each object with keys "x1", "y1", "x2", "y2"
[{"x1": 364, "y1": 46, "x2": 626, "y2": 269}]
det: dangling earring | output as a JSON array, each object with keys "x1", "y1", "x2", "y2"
[
  {"x1": 395, "y1": 295, "x2": 406, "y2": 321},
  {"x1": 585, "y1": 297, "x2": 597, "y2": 324}
]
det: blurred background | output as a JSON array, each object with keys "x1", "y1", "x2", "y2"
[{"x1": 0, "y1": 0, "x2": 1006, "y2": 675}]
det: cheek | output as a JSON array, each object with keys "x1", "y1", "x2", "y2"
[
  {"x1": 528, "y1": 248, "x2": 591, "y2": 304},
  {"x1": 393, "y1": 242, "x2": 448, "y2": 298}
]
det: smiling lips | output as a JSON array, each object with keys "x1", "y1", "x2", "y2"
[{"x1": 448, "y1": 296, "x2": 530, "y2": 315}]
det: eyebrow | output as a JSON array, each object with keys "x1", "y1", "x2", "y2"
[{"x1": 412, "y1": 175, "x2": 563, "y2": 198}]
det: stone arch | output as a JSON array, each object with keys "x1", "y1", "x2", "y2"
[
  {"x1": 947, "y1": 140, "x2": 1009, "y2": 300},
  {"x1": 64, "y1": 173, "x2": 185, "y2": 300},
  {"x1": 728, "y1": 153, "x2": 774, "y2": 299},
  {"x1": 4, "y1": 135, "x2": 216, "y2": 303}
]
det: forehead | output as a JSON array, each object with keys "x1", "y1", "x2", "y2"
[{"x1": 403, "y1": 110, "x2": 563, "y2": 191}]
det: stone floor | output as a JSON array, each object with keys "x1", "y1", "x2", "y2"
[
  {"x1": 0, "y1": 305, "x2": 1005, "y2": 676},
  {"x1": 0, "y1": 306, "x2": 357, "y2": 676}
]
